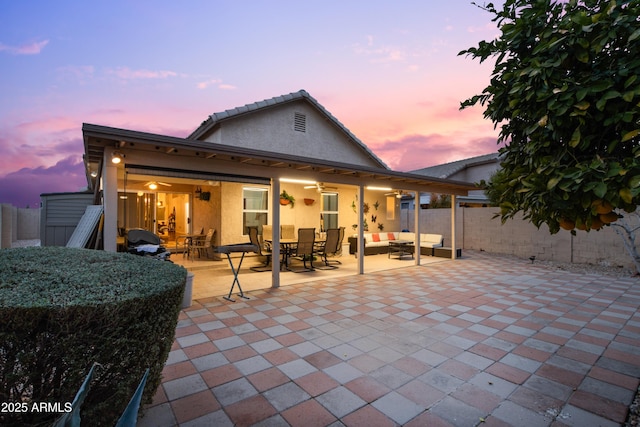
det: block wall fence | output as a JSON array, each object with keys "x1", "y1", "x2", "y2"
[
  {"x1": 0, "y1": 204, "x2": 40, "y2": 248},
  {"x1": 412, "y1": 206, "x2": 633, "y2": 268},
  {"x1": 2, "y1": 202, "x2": 633, "y2": 269}
]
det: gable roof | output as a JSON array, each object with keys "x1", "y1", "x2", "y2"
[
  {"x1": 188, "y1": 89, "x2": 389, "y2": 169},
  {"x1": 411, "y1": 152, "x2": 499, "y2": 179}
]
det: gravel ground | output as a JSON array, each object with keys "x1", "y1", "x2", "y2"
[
  {"x1": 483, "y1": 250, "x2": 638, "y2": 278},
  {"x1": 10, "y1": 239, "x2": 41, "y2": 248}
]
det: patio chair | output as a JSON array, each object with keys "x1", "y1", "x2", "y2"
[
  {"x1": 315, "y1": 227, "x2": 341, "y2": 270},
  {"x1": 281, "y1": 224, "x2": 295, "y2": 240},
  {"x1": 177, "y1": 227, "x2": 204, "y2": 257},
  {"x1": 190, "y1": 228, "x2": 214, "y2": 260},
  {"x1": 262, "y1": 225, "x2": 273, "y2": 251},
  {"x1": 288, "y1": 228, "x2": 316, "y2": 272},
  {"x1": 248, "y1": 226, "x2": 272, "y2": 272}
]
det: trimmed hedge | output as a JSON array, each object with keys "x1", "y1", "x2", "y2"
[{"x1": 0, "y1": 247, "x2": 187, "y2": 426}]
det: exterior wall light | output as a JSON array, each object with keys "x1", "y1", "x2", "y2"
[{"x1": 111, "y1": 151, "x2": 124, "y2": 164}]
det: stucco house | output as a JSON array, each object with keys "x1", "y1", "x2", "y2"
[
  {"x1": 82, "y1": 90, "x2": 477, "y2": 285},
  {"x1": 410, "y1": 152, "x2": 500, "y2": 207}
]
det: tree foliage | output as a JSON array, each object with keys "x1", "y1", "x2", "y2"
[
  {"x1": 429, "y1": 193, "x2": 452, "y2": 208},
  {"x1": 460, "y1": 0, "x2": 640, "y2": 234}
]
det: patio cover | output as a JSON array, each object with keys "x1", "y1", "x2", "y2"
[{"x1": 83, "y1": 123, "x2": 478, "y2": 286}]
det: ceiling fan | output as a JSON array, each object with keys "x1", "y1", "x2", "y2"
[
  {"x1": 144, "y1": 181, "x2": 172, "y2": 190},
  {"x1": 385, "y1": 189, "x2": 405, "y2": 198},
  {"x1": 304, "y1": 182, "x2": 337, "y2": 193}
]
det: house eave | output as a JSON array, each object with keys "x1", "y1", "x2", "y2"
[{"x1": 83, "y1": 123, "x2": 476, "y2": 196}]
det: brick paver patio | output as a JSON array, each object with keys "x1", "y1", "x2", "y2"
[{"x1": 139, "y1": 251, "x2": 640, "y2": 426}]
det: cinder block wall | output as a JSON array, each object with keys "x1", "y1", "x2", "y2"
[
  {"x1": 414, "y1": 206, "x2": 635, "y2": 268},
  {"x1": 417, "y1": 207, "x2": 462, "y2": 249},
  {"x1": 1, "y1": 204, "x2": 15, "y2": 248},
  {"x1": 0, "y1": 204, "x2": 42, "y2": 247},
  {"x1": 17, "y1": 207, "x2": 40, "y2": 240}
]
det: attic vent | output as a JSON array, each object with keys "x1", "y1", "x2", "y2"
[{"x1": 293, "y1": 112, "x2": 306, "y2": 133}]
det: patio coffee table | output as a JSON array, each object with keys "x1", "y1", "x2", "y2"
[
  {"x1": 388, "y1": 240, "x2": 414, "y2": 260},
  {"x1": 214, "y1": 243, "x2": 259, "y2": 302}
]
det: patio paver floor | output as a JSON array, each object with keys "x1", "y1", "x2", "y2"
[{"x1": 139, "y1": 251, "x2": 640, "y2": 426}]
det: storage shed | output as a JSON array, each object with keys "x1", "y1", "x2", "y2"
[{"x1": 40, "y1": 192, "x2": 94, "y2": 246}]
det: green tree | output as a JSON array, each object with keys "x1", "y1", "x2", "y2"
[
  {"x1": 429, "y1": 193, "x2": 452, "y2": 208},
  {"x1": 460, "y1": 0, "x2": 640, "y2": 234}
]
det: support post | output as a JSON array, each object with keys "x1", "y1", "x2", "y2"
[
  {"x1": 414, "y1": 191, "x2": 420, "y2": 265},
  {"x1": 357, "y1": 185, "x2": 365, "y2": 275},
  {"x1": 271, "y1": 179, "x2": 281, "y2": 288},
  {"x1": 451, "y1": 194, "x2": 456, "y2": 260},
  {"x1": 103, "y1": 149, "x2": 118, "y2": 252}
]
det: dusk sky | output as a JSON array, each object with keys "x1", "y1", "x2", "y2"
[{"x1": 1, "y1": 1, "x2": 503, "y2": 208}]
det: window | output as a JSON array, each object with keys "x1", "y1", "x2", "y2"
[
  {"x1": 243, "y1": 187, "x2": 268, "y2": 235},
  {"x1": 321, "y1": 193, "x2": 338, "y2": 231}
]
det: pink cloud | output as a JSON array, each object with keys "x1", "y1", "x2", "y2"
[
  {"x1": 351, "y1": 37, "x2": 407, "y2": 63},
  {"x1": 0, "y1": 117, "x2": 83, "y2": 174},
  {"x1": 0, "y1": 156, "x2": 86, "y2": 208},
  {"x1": 0, "y1": 39, "x2": 49, "y2": 55},
  {"x1": 197, "y1": 79, "x2": 221, "y2": 89},
  {"x1": 372, "y1": 133, "x2": 501, "y2": 171},
  {"x1": 57, "y1": 65, "x2": 95, "y2": 81},
  {"x1": 196, "y1": 79, "x2": 236, "y2": 90},
  {"x1": 107, "y1": 67, "x2": 178, "y2": 80}
]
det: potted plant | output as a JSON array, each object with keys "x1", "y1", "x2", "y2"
[{"x1": 280, "y1": 190, "x2": 295, "y2": 208}]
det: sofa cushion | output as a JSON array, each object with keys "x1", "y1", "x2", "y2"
[
  {"x1": 398, "y1": 232, "x2": 415, "y2": 242},
  {"x1": 361, "y1": 231, "x2": 442, "y2": 249},
  {"x1": 419, "y1": 234, "x2": 443, "y2": 248}
]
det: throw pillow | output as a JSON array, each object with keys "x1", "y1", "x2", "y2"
[{"x1": 371, "y1": 233, "x2": 380, "y2": 242}]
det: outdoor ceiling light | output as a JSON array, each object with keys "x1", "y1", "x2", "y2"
[
  {"x1": 148, "y1": 183, "x2": 158, "y2": 190},
  {"x1": 279, "y1": 178, "x2": 316, "y2": 185},
  {"x1": 111, "y1": 151, "x2": 124, "y2": 164},
  {"x1": 366, "y1": 186, "x2": 392, "y2": 191}
]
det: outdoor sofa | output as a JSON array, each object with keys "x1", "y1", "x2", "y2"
[{"x1": 348, "y1": 232, "x2": 444, "y2": 256}]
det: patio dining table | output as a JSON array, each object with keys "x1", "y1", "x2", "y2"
[
  {"x1": 265, "y1": 238, "x2": 325, "y2": 271},
  {"x1": 265, "y1": 238, "x2": 297, "y2": 270},
  {"x1": 177, "y1": 233, "x2": 205, "y2": 258}
]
